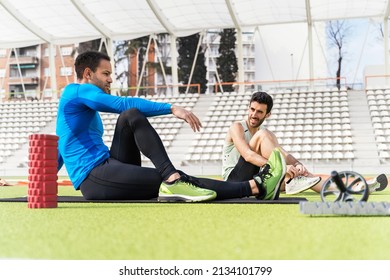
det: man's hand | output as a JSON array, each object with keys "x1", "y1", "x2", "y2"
[
  {"x1": 295, "y1": 164, "x2": 309, "y2": 176},
  {"x1": 286, "y1": 165, "x2": 299, "y2": 178},
  {"x1": 171, "y1": 105, "x2": 202, "y2": 132},
  {"x1": 286, "y1": 164, "x2": 309, "y2": 179}
]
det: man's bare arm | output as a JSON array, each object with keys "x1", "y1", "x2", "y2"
[{"x1": 228, "y1": 122, "x2": 268, "y2": 167}]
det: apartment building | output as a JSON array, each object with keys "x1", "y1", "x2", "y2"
[
  {"x1": 0, "y1": 31, "x2": 255, "y2": 99},
  {"x1": 145, "y1": 31, "x2": 256, "y2": 95},
  {"x1": 204, "y1": 30, "x2": 255, "y2": 93},
  {"x1": 0, "y1": 44, "x2": 76, "y2": 100}
]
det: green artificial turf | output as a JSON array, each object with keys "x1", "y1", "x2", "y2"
[{"x1": 1, "y1": 180, "x2": 390, "y2": 260}]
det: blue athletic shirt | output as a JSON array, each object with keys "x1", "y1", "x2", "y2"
[{"x1": 56, "y1": 83, "x2": 172, "y2": 189}]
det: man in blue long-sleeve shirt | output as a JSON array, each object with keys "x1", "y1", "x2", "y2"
[{"x1": 56, "y1": 51, "x2": 286, "y2": 202}]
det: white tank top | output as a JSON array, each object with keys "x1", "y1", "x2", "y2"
[{"x1": 222, "y1": 120, "x2": 262, "y2": 180}]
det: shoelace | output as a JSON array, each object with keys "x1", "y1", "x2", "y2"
[
  {"x1": 290, "y1": 176, "x2": 304, "y2": 184},
  {"x1": 259, "y1": 164, "x2": 272, "y2": 182},
  {"x1": 254, "y1": 164, "x2": 272, "y2": 200},
  {"x1": 179, "y1": 174, "x2": 203, "y2": 190}
]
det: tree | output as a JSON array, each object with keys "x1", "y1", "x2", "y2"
[
  {"x1": 327, "y1": 20, "x2": 351, "y2": 89},
  {"x1": 76, "y1": 39, "x2": 107, "y2": 54},
  {"x1": 177, "y1": 34, "x2": 208, "y2": 93},
  {"x1": 114, "y1": 35, "x2": 172, "y2": 96},
  {"x1": 114, "y1": 40, "x2": 131, "y2": 95},
  {"x1": 216, "y1": 29, "x2": 238, "y2": 92},
  {"x1": 127, "y1": 36, "x2": 150, "y2": 95}
]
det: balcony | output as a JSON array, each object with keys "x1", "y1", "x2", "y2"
[
  {"x1": 9, "y1": 56, "x2": 39, "y2": 65},
  {"x1": 8, "y1": 77, "x2": 39, "y2": 85}
]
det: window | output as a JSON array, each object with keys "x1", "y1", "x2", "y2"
[
  {"x1": 43, "y1": 89, "x2": 53, "y2": 97},
  {"x1": 60, "y1": 67, "x2": 72, "y2": 76},
  {"x1": 0, "y1": 69, "x2": 5, "y2": 78},
  {"x1": 44, "y1": 47, "x2": 56, "y2": 57},
  {"x1": 44, "y1": 68, "x2": 50, "y2": 77},
  {"x1": 0, "y1": 49, "x2": 6, "y2": 57},
  {"x1": 60, "y1": 46, "x2": 73, "y2": 56}
]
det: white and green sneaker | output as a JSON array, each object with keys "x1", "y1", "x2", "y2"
[
  {"x1": 254, "y1": 148, "x2": 286, "y2": 200},
  {"x1": 353, "y1": 174, "x2": 388, "y2": 193},
  {"x1": 158, "y1": 175, "x2": 217, "y2": 202},
  {"x1": 367, "y1": 174, "x2": 388, "y2": 193},
  {"x1": 285, "y1": 176, "x2": 321, "y2": 195}
]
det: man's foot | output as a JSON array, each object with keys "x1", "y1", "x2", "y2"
[
  {"x1": 158, "y1": 174, "x2": 217, "y2": 202},
  {"x1": 353, "y1": 174, "x2": 388, "y2": 193},
  {"x1": 368, "y1": 174, "x2": 388, "y2": 193},
  {"x1": 285, "y1": 176, "x2": 321, "y2": 195},
  {"x1": 253, "y1": 148, "x2": 286, "y2": 200}
]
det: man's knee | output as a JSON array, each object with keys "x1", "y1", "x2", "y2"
[
  {"x1": 120, "y1": 108, "x2": 142, "y2": 119},
  {"x1": 119, "y1": 108, "x2": 145, "y2": 120},
  {"x1": 118, "y1": 108, "x2": 146, "y2": 126},
  {"x1": 251, "y1": 129, "x2": 274, "y2": 144},
  {"x1": 249, "y1": 129, "x2": 278, "y2": 156}
]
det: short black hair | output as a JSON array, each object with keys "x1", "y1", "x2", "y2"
[
  {"x1": 250, "y1": 91, "x2": 273, "y2": 114},
  {"x1": 74, "y1": 51, "x2": 110, "y2": 79}
]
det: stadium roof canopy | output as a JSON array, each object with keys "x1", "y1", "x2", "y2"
[{"x1": 0, "y1": 0, "x2": 390, "y2": 48}]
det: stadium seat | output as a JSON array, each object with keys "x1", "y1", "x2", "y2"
[
  {"x1": 344, "y1": 151, "x2": 355, "y2": 159},
  {"x1": 333, "y1": 151, "x2": 344, "y2": 160}
]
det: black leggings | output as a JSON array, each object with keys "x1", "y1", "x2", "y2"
[
  {"x1": 227, "y1": 156, "x2": 260, "y2": 182},
  {"x1": 80, "y1": 109, "x2": 252, "y2": 200}
]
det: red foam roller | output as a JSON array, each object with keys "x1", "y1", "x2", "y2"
[
  {"x1": 28, "y1": 187, "x2": 57, "y2": 196},
  {"x1": 29, "y1": 160, "x2": 58, "y2": 168},
  {"x1": 29, "y1": 147, "x2": 58, "y2": 154},
  {"x1": 28, "y1": 202, "x2": 57, "y2": 209},
  {"x1": 29, "y1": 148, "x2": 57, "y2": 157},
  {"x1": 28, "y1": 180, "x2": 57, "y2": 190},
  {"x1": 28, "y1": 195, "x2": 57, "y2": 203},
  {"x1": 29, "y1": 140, "x2": 58, "y2": 147},
  {"x1": 28, "y1": 180, "x2": 57, "y2": 189},
  {"x1": 29, "y1": 152, "x2": 57, "y2": 161},
  {"x1": 29, "y1": 167, "x2": 58, "y2": 175},
  {"x1": 29, "y1": 138, "x2": 58, "y2": 145},
  {"x1": 28, "y1": 134, "x2": 59, "y2": 141},
  {"x1": 28, "y1": 174, "x2": 58, "y2": 181}
]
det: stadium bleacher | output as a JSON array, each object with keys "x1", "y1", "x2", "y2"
[
  {"x1": 184, "y1": 89, "x2": 354, "y2": 164},
  {"x1": 367, "y1": 88, "x2": 390, "y2": 163},
  {"x1": 100, "y1": 93, "x2": 200, "y2": 161},
  {"x1": 0, "y1": 87, "x2": 388, "y2": 175},
  {"x1": 0, "y1": 100, "x2": 57, "y2": 167}
]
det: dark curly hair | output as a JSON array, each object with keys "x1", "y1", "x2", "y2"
[
  {"x1": 250, "y1": 91, "x2": 273, "y2": 113},
  {"x1": 74, "y1": 51, "x2": 110, "y2": 80}
]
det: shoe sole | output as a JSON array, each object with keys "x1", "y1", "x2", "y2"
[
  {"x1": 273, "y1": 175, "x2": 285, "y2": 200},
  {"x1": 271, "y1": 153, "x2": 287, "y2": 200},
  {"x1": 157, "y1": 194, "x2": 216, "y2": 202},
  {"x1": 286, "y1": 177, "x2": 322, "y2": 195},
  {"x1": 370, "y1": 174, "x2": 388, "y2": 192}
]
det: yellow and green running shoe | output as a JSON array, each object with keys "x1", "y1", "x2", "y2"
[
  {"x1": 254, "y1": 148, "x2": 286, "y2": 200},
  {"x1": 158, "y1": 174, "x2": 217, "y2": 202}
]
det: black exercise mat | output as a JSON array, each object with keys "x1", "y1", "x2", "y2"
[{"x1": 0, "y1": 196, "x2": 306, "y2": 204}]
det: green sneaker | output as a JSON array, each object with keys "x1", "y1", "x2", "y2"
[
  {"x1": 254, "y1": 148, "x2": 286, "y2": 200},
  {"x1": 158, "y1": 175, "x2": 217, "y2": 202}
]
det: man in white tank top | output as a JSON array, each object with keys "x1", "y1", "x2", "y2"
[{"x1": 222, "y1": 91, "x2": 322, "y2": 194}]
